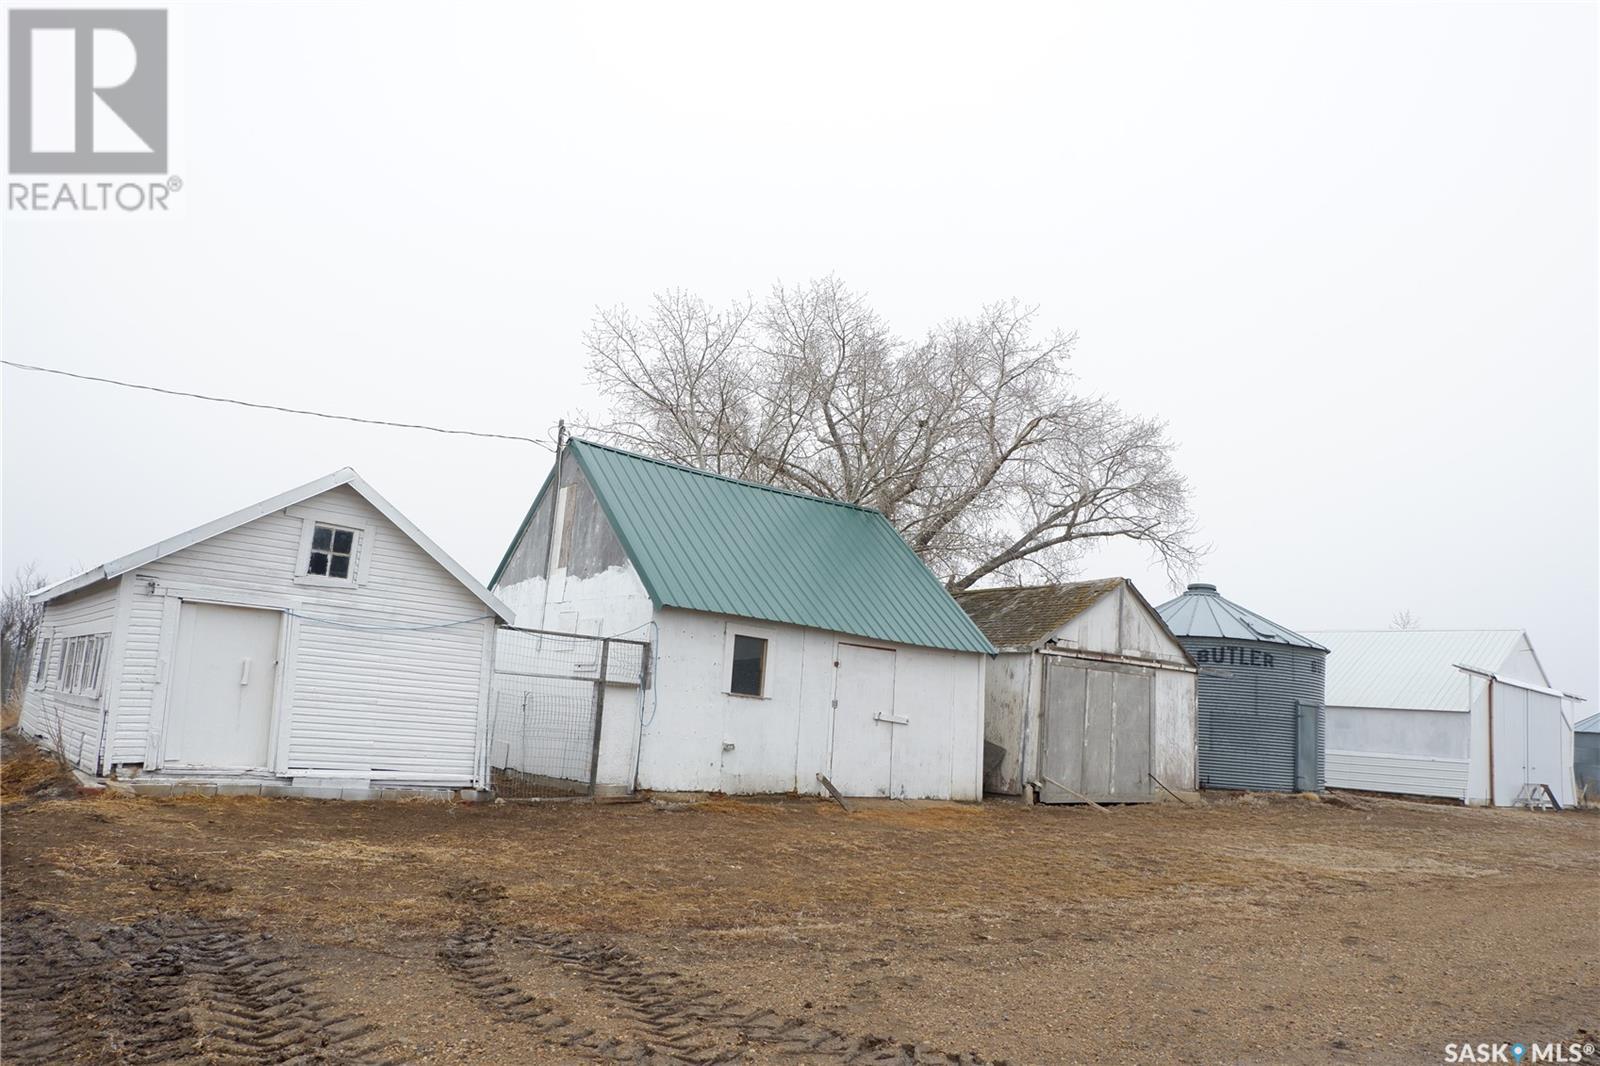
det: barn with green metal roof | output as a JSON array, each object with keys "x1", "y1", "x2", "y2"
[{"x1": 490, "y1": 438, "x2": 994, "y2": 800}]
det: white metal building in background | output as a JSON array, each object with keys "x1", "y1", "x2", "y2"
[
  {"x1": 20, "y1": 470, "x2": 513, "y2": 795},
  {"x1": 490, "y1": 438, "x2": 995, "y2": 800},
  {"x1": 953, "y1": 579, "x2": 1197, "y2": 803},
  {"x1": 1305, "y1": 629, "x2": 1580, "y2": 806}
]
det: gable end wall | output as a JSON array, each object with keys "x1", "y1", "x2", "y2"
[{"x1": 106, "y1": 484, "x2": 493, "y2": 783}]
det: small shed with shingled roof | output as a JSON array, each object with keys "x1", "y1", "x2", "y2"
[{"x1": 953, "y1": 578, "x2": 1197, "y2": 802}]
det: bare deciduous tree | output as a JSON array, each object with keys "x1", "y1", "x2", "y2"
[
  {"x1": 1391, "y1": 609, "x2": 1421, "y2": 630},
  {"x1": 583, "y1": 277, "x2": 1201, "y2": 589},
  {"x1": 2, "y1": 564, "x2": 48, "y2": 703}
]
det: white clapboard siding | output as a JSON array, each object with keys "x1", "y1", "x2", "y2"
[
  {"x1": 109, "y1": 484, "x2": 493, "y2": 784},
  {"x1": 20, "y1": 582, "x2": 121, "y2": 772},
  {"x1": 286, "y1": 619, "x2": 485, "y2": 778},
  {"x1": 1325, "y1": 749, "x2": 1469, "y2": 800},
  {"x1": 112, "y1": 588, "x2": 164, "y2": 760}
]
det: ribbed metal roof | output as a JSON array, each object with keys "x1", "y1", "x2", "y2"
[
  {"x1": 1577, "y1": 712, "x2": 1600, "y2": 734},
  {"x1": 567, "y1": 439, "x2": 994, "y2": 655},
  {"x1": 1155, "y1": 584, "x2": 1326, "y2": 651},
  {"x1": 1302, "y1": 629, "x2": 1528, "y2": 711}
]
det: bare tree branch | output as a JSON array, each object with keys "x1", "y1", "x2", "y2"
[
  {"x1": 581, "y1": 278, "x2": 1204, "y2": 589},
  {"x1": 2, "y1": 564, "x2": 48, "y2": 704}
]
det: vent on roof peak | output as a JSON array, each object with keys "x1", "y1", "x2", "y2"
[{"x1": 1187, "y1": 583, "x2": 1218, "y2": 595}]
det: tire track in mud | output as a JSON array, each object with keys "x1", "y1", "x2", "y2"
[
  {"x1": 514, "y1": 927, "x2": 993, "y2": 1065},
  {"x1": 440, "y1": 921, "x2": 688, "y2": 1063},
  {"x1": 436, "y1": 880, "x2": 997, "y2": 1065},
  {"x1": 2, "y1": 908, "x2": 400, "y2": 1065}
]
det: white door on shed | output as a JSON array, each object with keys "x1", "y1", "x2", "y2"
[
  {"x1": 829, "y1": 644, "x2": 897, "y2": 797},
  {"x1": 1490, "y1": 682, "x2": 1530, "y2": 807},
  {"x1": 164, "y1": 602, "x2": 283, "y2": 770},
  {"x1": 1518, "y1": 688, "x2": 1572, "y2": 805}
]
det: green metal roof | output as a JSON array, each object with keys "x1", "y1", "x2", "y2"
[{"x1": 558, "y1": 439, "x2": 994, "y2": 655}]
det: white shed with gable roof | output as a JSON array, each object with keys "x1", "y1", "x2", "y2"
[{"x1": 19, "y1": 469, "x2": 512, "y2": 794}]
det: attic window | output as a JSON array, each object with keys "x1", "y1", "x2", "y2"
[{"x1": 307, "y1": 523, "x2": 357, "y2": 580}]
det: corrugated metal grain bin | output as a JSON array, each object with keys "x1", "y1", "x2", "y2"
[
  {"x1": 1576, "y1": 712, "x2": 1600, "y2": 801},
  {"x1": 1156, "y1": 583, "x2": 1329, "y2": 792}
]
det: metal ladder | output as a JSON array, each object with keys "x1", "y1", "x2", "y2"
[{"x1": 1511, "y1": 783, "x2": 1563, "y2": 810}]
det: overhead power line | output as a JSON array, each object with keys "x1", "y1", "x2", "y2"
[{"x1": 0, "y1": 359, "x2": 554, "y2": 449}]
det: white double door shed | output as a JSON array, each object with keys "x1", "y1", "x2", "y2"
[
  {"x1": 707, "y1": 633, "x2": 937, "y2": 799},
  {"x1": 654, "y1": 606, "x2": 985, "y2": 801},
  {"x1": 20, "y1": 469, "x2": 513, "y2": 790},
  {"x1": 489, "y1": 438, "x2": 995, "y2": 800}
]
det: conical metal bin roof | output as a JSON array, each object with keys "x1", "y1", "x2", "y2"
[{"x1": 1155, "y1": 583, "x2": 1327, "y2": 652}]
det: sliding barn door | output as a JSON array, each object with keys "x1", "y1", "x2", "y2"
[{"x1": 1039, "y1": 657, "x2": 1154, "y2": 804}]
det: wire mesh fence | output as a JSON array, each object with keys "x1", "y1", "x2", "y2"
[{"x1": 487, "y1": 628, "x2": 649, "y2": 799}]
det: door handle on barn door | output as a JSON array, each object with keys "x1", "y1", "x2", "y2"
[
  {"x1": 873, "y1": 712, "x2": 910, "y2": 725},
  {"x1": 240, "y1": 658, "x2": 251, "y2": 686}
]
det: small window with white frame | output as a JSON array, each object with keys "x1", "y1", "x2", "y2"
[
  {"x1": 86, "y1": 635, "x2": 106, "y2": 694},
  {"x1": 729, "y1": 634, "x2": 768, "y2": 697},
  {"x1": 57, "y1": 638, "x2": 73, "y2": 684},
  {"x1": 306, "y1": 522, "x2": 358, "y2": 580},
  {"x1": 33, "y1": 637, "x2": 51, "y2": 686}
]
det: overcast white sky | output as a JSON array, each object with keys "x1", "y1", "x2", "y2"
[{"x1": 3, "y1": 1, "x2": 1596, "y2": 699}]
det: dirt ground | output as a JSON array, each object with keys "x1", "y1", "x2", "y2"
[{"x1": 2, "y1": 736, "x2": 1596, "y2": 1065}]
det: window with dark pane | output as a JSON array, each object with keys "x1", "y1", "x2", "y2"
[
  {"x1": 730, "y1": 635, "x2": 767, "y2": 696},
  {"x1": 308, "y1": 523, "x2": 357, "y2": 579}
]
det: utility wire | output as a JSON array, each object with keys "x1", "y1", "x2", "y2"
[
  {"x1": 286, "y1": 608, "x2": 499, "y2": 632},
  {"x1": 1, "y1": 359, "x2": 554, "y2": 449}
]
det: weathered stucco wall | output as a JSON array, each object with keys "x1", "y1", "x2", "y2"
[
  {"x1": 632, "y1": 607, "x2": 985, "y2": 800},
  {"x1": 495, "y1": 459, "x2": 653, "y2": 637}
]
